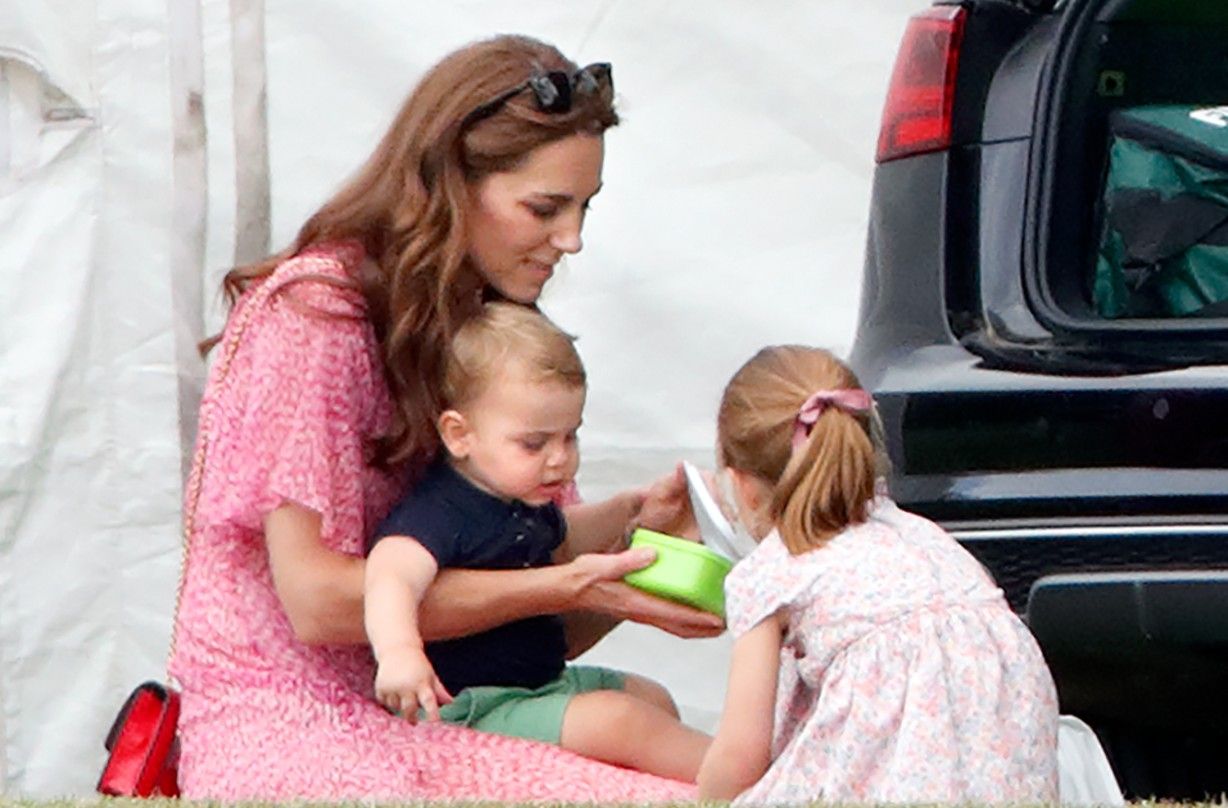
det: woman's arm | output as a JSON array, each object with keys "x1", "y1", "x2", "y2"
[
  {"x1": 266, "y1": 502, "x2": 722, "y2": 646},
  {"x1": 265, "y1": 503, "x2": 368, "y2": 644},
  {"x1": 697, "y1": 615, "x2": 783, "y2": 800},
  {"x1": 555, "y1": 466, "x2": 717, "y2": 652},
  {"x1": 265, "y1": 502, "x2": 569, "y2": 644},
  {"x1": 561, "y1": 610, "x2": 620, "y2": 659},
  {"x1": 422, "y1": 547, "x2": 723, "y2": 641}
]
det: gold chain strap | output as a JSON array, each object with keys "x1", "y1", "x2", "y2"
[{"x1": 165, "y1": 278, "x2": 282, "y2": 680}]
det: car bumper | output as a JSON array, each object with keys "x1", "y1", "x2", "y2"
[{"x1": 1027, "y1": 568, "x2": 1228, "y2": 730}]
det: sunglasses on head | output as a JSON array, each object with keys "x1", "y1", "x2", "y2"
[{"x1": 462, "y1": 62, "x2": 613, "y2": 129}]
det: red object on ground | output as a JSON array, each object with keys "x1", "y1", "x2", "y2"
[{"x1": 97, "y1": 681, "x2": 181, "y2": 797}]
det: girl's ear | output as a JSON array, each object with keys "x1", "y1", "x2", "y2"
[{"x1": 438, "y1": 409, "x2": 471, "y2": 458}]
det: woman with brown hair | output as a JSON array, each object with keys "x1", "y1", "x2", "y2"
[{"x1": 168, "y1": 34, "x2": 720, "y2": 801}]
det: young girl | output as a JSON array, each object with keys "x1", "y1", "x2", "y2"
[
  {"x1": 697, "y1": 345, "x2": 1059, "y2": 804},
  {"x1": 364, "y1": 302, "x2": 710, "y2": 783}
]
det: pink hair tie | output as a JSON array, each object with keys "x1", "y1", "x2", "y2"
[{"x1": 792, "y1": 388, "x2": 873, "y2": 450}]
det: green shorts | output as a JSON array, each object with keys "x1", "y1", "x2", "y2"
[{"x1": 432, "y1": 665, "x2": 626, "y2": 745}]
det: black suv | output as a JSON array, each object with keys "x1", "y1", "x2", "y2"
[{"x1": 849, "y1": 0, "x2": 1228, "y2": 799}]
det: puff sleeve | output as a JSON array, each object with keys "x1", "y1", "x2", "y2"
[{"x1": 194, "y1": 257, "x2": 391, "y2": 555}]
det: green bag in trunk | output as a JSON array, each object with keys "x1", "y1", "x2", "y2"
[{"x1": 1094, "y1": 104, "x2": 1228, "y2": 318}]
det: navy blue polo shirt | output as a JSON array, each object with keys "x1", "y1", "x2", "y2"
[{"x1": 369, "y1": 459, "x2": 568, "y2": 693}]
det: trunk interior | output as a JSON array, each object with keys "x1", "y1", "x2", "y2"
[{"x1": 1037, "y1": 0, "x2": 1228, "y2": 337}]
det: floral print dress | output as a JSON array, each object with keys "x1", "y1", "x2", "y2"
[
  {"x1": 167, "y1": 241, "x2": 694, "y2": 802},
  {"x1": 724, "y1": 495, "x2": 1059, "y2": 804}
]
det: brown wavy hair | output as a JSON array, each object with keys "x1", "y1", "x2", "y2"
[
  {"x1": 207, "y1": 35, "x2": 618, "y2": 473},
  {"x1": 717, "y1": 346, "x2": 882, "y2": 555}
]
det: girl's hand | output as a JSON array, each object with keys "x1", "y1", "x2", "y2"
[
  {"x1": 631, "y1": 463, "x2": 699, "y2": 540},
  {"x1": 374, "y1": 646, "x2": 453, "y2": 722},
  {"x1": 565, "y1": 548, "x2": 724, "y2": 638}
]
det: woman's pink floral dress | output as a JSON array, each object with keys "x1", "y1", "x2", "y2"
[
  {"x1": 724, "y1": 494, "x2": 1059, "y2": 805},
  {"x1": 167, "y1": 242, "x2": 694, "y2": 801}
]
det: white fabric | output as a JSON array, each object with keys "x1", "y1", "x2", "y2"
[
  {"x1": 1058, "y1": 715, "x2": 1126, "y2": 806},
  {"x1": 1, "y1": 1, "x2": 914, "y2": 796},
  {"x1": 2, "y1": 0, "x2": 184, "y2": 797}
]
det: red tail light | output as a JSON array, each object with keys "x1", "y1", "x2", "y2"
[{"x1": 876, "y1": 6, "x2": 967, "y2": 163}]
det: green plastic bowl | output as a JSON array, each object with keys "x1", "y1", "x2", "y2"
[{"x1": 623, "y1": 528, "x2": 734, "y2": 616}]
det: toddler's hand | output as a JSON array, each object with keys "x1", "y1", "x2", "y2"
[{"x1": 374, "y1": 645, "x2": 453, "y2": 722}]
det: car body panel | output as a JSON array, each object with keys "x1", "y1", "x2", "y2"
[{"x1": 850, "y1": 0, "x2": 1228, "y2": 796}]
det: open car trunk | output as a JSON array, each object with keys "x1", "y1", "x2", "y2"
[{"x1": 1028, "y1": 0, "x2": 1228, "y2": 356}]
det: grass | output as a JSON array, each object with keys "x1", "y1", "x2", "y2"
[
  {"x1": 4, "y1": 801, "x2": 736, "y2": 808},
  {"x1": 2, "y1": 801, "x2": 1226, "y2": 808}
]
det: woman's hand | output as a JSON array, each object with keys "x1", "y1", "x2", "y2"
[
  {"x1": 564, "y1": 548, "x2": 724, "y2": 639},
  {"x1": 630, "y1": 463, "x2": 699, "y2": 540}
]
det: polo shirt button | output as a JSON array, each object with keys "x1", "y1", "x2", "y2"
[
  {"x1": 514, "y1": 533, "x2": 525, "y2": 543},
  {"x1": 522, "y1": 561, "x2": 530, "y2": 568}
]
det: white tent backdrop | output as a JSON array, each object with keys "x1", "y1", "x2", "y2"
[{"x1": 0, "y1": 0, "x2": 913, "y2": 796}]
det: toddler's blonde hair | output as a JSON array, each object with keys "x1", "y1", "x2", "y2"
[
  {"x1": 717, "y1": 345, "x2": 885, "y2": 555},
  {"x1": 442, "y1": 302, "x2": 585, "y2": 409}
]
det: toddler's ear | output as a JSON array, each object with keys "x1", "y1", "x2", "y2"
[{"x1": 437, "y1": 409, "x2": 471, "y2": 458}]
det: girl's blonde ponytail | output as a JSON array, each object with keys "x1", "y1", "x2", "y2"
[
  {"x1": 773, "y1": 405, "x2": 876, "y2": 554},
  {"x1": 717, "y1": 345, "x2": 881, "y2": 555}
]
